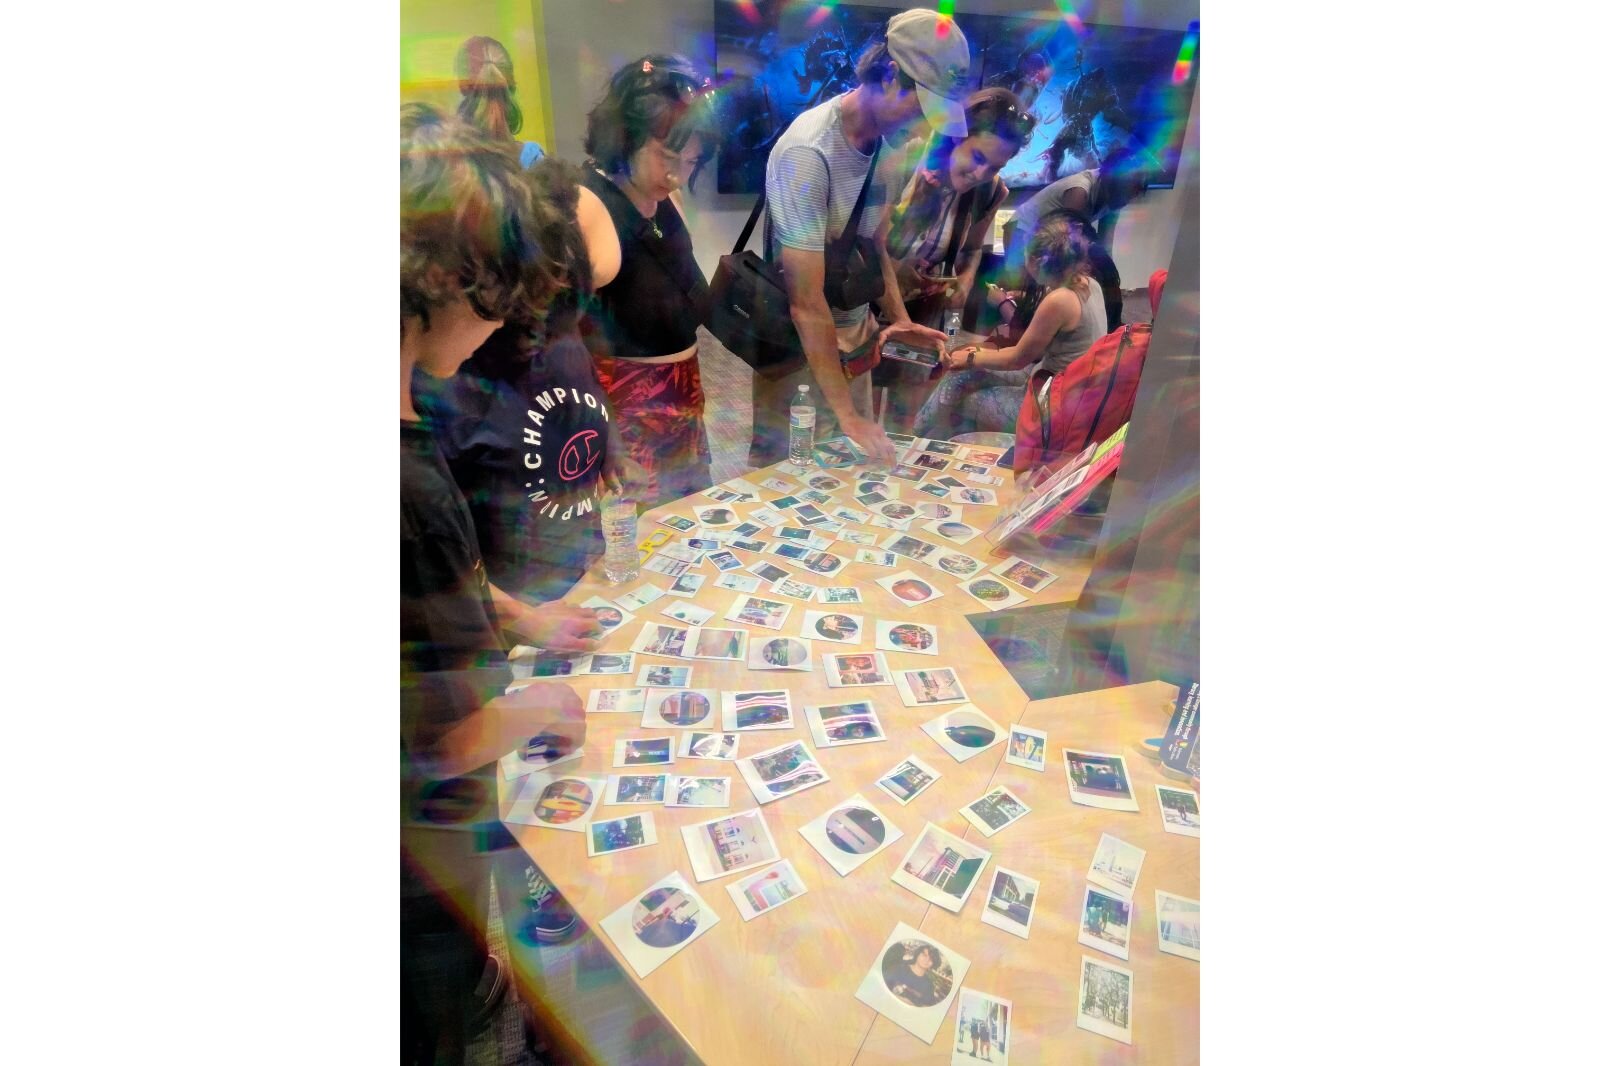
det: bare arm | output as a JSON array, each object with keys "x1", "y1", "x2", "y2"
[
  {"x1": 423, "y1": 682, "x2": 586, "y2": 781},
  {"x1": 576, "y1": 184, "x2": 621, "y2": 289},
  {"x1": 489, "y1": 582, "x2": 604, "y2": 653},
  {"x1": 778, "y1": 245, "x2": 894, "y2": 462},
  {"x1": 944, "y1": 287, "x2": 1080, "y2": 372}
]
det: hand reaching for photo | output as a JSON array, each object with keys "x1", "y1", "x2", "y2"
[
  {"x1": 497, "y1": 682, "x2": 586, "y2": 760},
  {"x1": 504, "y1": 600, "x2": 605, "y2": 653}
]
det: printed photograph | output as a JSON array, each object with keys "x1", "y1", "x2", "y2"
[
  {"x1": 819, "y1": 586, "x2": 862, "y2": 604},
  {"x1": 918, "y1": 502, "x2": 958, "y2": 520},
  {"x1": 649, "y1": 689, "x2": 714, "y2": 727},
  {"x1": 531, "y1": 778, "x2": 595, "y2": 825},
  {"x1": 707, "y1": 551, "x2": 742, "y2": 571},
  {"x1": 1006, "y1": 726, "x2": 1048, "y2": 771},
  {"x1": 808, "y1": 474, "x2": 842, "y2": 492},
  {"x1": 739, "y1": 740, "x2": 828, "y2": 801},
  {"x1": 857, "y1": 549, "x2": 896, "y2": 566},
  {"x1": 727, "y1": 594, "x2": 791, "y2": 630},
  {"x1": 772, "y1": 578, "x2": 817, "y2": 600},
  {"x1": 773, "y1": 541, "x2": 811, "y2": 561},
  {"x1": 896, "y1": 668, "x2": 968, "y2": 706},
  {"x1": 823, "y1": 806, "x2": 888, "y2": 854},
  {"x1": 643, "y1": 554, "x2": 693, "y2": 579},
  {"x1": 612, "y1": 774, "x2": 667, "y2": 804},
  {"x1": 1088, "y1": 834, "x2": 1146, "y2": 897},
  {"x1": 955, "y1": 462, "x2": 990, "y2": 477},
  {"x1": 760, "y1": 477, "x2": 798, "y2": 494},
  {"x1": 793, "y1": 503, "x2": 829, "y2": 525},
  {"x1": 588, "y1": 813, "x2": 654, "y2": 857},
  {"x1": 660, "y1": 601, "x2": 713, "y2": 626},
  {"x1": 953, "y1": 989, "x2": 1012, "y2": 1065},
  {"x1": 921, "y1": 706, "x2": 1005, "y2": 763},
  {"x1": 660, "y1": 515, "x2": 696, "y2": 532},
  {"x1": 631, "y1": 885, "x2": 702, "y2": 949},
  {"x1": 615, "y1": 584, "x2": 665, "y2": 612},
  {"x1": 668, "y1": 777, "x2": 729, "y2": 807},
  {"x1": 955, "y1": 488, "x2": 998, "y2": 506},
  {"x1": 1064, "y1": 750, "x2": 1138, "y2": 809},
  {"x1": 876, "y1": 757, "x2": 940, "y2": 805},
  {"x1": 923, "y1": 440, "x2": 960, "y2": 456},
  {"x1": 995, "y1": 559, "x2": 1054, "y2": 592},
  {"x1": 825, "y1": 654, "x2": 891, "y2": 689},
  {"x1": 750, "y1": 562, "x2": 790, "y2": 583},
  {"x1": 728, "y1": 859, "x2": 808, "y2": 922},
  {"x1": 800, "y1": 550, "x2": 845, "y2": 575},
  {"x1": 934, "y1": 552, "x2": 981, "y2": 577},
  {"x1": 916, "y1": 484, "x2": 951, "y2": 499},
  {"x1": 774, "y1": 527, "x2": 813, "y2": 542},
  {"x1": 724, "y1": 689, "x2": 793, "y2": 730},
  {"x1": 878, "y1": 621, "x2": 939, "y2": 656},
  {"x1": 667, "y1": 573, "x2": 705, "y2": 596},
  {"x1": 913, "y1": 452, "x2": 951, "y2": 472},
  {"x1": 878, "y1": 502, "x2": 919, "y2": 521},
  {"x1": 880, "y1": 938, "x2": 954, "y2": 1008},
  {"x1": 1077, "y1": 957, "x2": 1133, "y2": 1044},
  {"x1": 750, "y1": 636, "x2": 811, "y2": 670},
  {"x1": 694, "y1": 506, "x2": 737, "y2": 527},
  {"x1": 961, "y1": 788, "x2": 1031, "y2": 836},
  {"x1": 633, "y1": 624, "x2": 690, "y2": 658},
  {"x1": 834, "y1": 507, "x2": 871, "y2": 524},
  {"x1": 982, "y1": 868, "x2": 1039, "y2": 939},
  {"x1": 883, "y1": 535, "x2": 937, "y2": 560},
  {"x1": 640, "y1": 664, "x2": 692, "y2": 688},
  {"x1": 1156, "y1": 891, "x2": 1201, "y2": 961},
  {"x1": 688, "y1": 627, "x2": 746, "y2": 660},
  {"x1": 681, "y1": 807, "x2": 780, "y2": 881},
  {"x1": 960, "y1": 576, "x2": 1023, "y2": 607},
  {"x1": 808, "y1": 699, "x2": 886, "y2": 746},
  {"x1": 887, "y1": 464, "x2": 927, "y2": 483},
  {"x1": 892, "y1": 578, "x2": 938, "y2": 604},
  {"x1": 807, "y1": 610, "x2": 862, "y2": 643},
  {"x1": 1079, "y1": 886, "x2": 1133, "y2": 959},
  {"x1": 892, "y1": 822, "x2": 991, "y2": 912},
  {"x1": 1156, "y1": 786, "x2": 1201, "y2": 836},
  {"x1": 588, "y1": 688, "x2": 646, "y2": 714},
  {"x1": 580, "y1": 596, "x2": 633, "y2": 631},
  {"x1": 684, "y1": 732, "x2": 739, "y2": 760},
  {"x1": 616, "y1": 737, "x2": 674, "y2": 767},
  {"x1": 685, "y1": 538, "x2": 721, "y2": 551}
]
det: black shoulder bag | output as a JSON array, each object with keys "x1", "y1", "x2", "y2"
[{"x1": 707, "y1": 144, "x2": 883, "y2": 379}]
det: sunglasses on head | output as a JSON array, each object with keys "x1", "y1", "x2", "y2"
[{"x1": 639, "y1": 61, "x2": 715, "y2": 99}]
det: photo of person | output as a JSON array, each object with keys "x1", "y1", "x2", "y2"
[
  {"x1": 1077, "y1": 957, "x2": 1133, "y2": 1042},
  {"x1": 912, "y1": 452, "x2": 950, "y2": 470},
  {"x1": 879, "y1": 939, "x2": 953, "y2": 1008},
  {"x1": 593, "y1": 607, "x2": 626, "y2": 629},
  {"x1": 889, "y1": 624, "x2": 935, "y2": 651},
  {"x1": 1081, "y1": 887, "x2": 1132, "y2": 955},
  {"x1": 830, "y1": 656, "x2": 888, "y2": 688},
  {"x1": 997, "y1": 559, "x2": 1053, "y2": 590},
  {"x1": 1157, "y1": 786, "x2": 1200, "y2": 832},
  {"x1": 953, "y1": 989, "x2": 1011, "y2": 1065},
  {"x1": 630, "y1": 886, "x2": 701, "y2": 949},
  {"x1": 1006, "y1": 727, "x2": 1046, "y2": 770}
]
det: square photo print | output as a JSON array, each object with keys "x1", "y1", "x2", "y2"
[
  {"x1": 1078, "y1": 885, "x2": 1133, "y2": 960},
  {"x1": 874, "y1": 619, "x2": 939, "y2": 657},
  {"x1": 721, "y1": 688, "x2": 794, "y2": 731},
  {"x1": 664, "y1": 775, "x2": 732, "y2": 808},
  {"x1": 726, "y1": 858, "x2": 809, "y2": 922},
  {"x1": 891, "y1": 821, "x2": 992, "y2": 914},
  {"x1": 681, "y1": 731, "x2": 740, "y2": 761},
  {"x1": 1076, "y1": 955, "x2": 1134, "y2": 1045},
  {"x1": 980, "y1": 867, "x2": 1040, "y2": 940},
  {"x1": 951, "y1": 989, "x2": 1013, "y2": 1066},
  {"x1": 920, "y1": 705, "x2": 1005, "y2": 762},
  {"x1": 1063, "y1": 749, "x2": 1140, "y2": 812},
  {"x1": 1155, "y1": 890, "x2": 1201, "y2": 961},
  {"x1": 586, "y1": 812, "x2": 658, "y2": 858},
  {"x1": 598, "y1": 871, "x2": 720, "y2": 980},
  {"x1": 875, "y1": 755, "x2": 942, "y2": 806},
  {"x1": 680, "y1": 806, "x2": 781, "y2": 883},
  {"x1": 894, "y1": 667, "x2": 969, "y2": 707},
  {"x1": 1155, "y1": 785, "x2": 1201, "y2": 837},
  {"x1": 746, "y1": 635, "x2": 815, "y2": 672},
  {"x1": 958, "y1": 786, "x2": 1033, "y2": 838},
  {"x1": 804, "y1": 699, "x2": 887, "y2": 748},
  {"x1": 734, "y1": 739, "x2": 830, "y2": 804},
  {"x1": 822, "y1": 652, "x2": 893, "y2": 689},
  {"x1": 1004, "y1": 725, "x2": 1048, "y2": 771},
  {"x1": 797, "y1": 793, "x2": 904, "y2": 877},
  {"x1": 854, "y1": 921, "x2": 971, "y2": 1044}
]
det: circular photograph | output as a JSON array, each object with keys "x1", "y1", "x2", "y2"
[
  {"x1": 957, "y1": 489, "x2": 987, "y2": 504},
  {"x1": 881, "y1": 503, "x2": 916, "y2": 520},
  {"x1": 923, "y1": 504, "x2": 955, "y2": 519},
  {"x1": 888, "y1": 623, "x2": 935, "y2": 651},
  {"x1": 859, "y1": 481, "x2": 888, "y2": 495},
  {"x1": 892, "y1": 579, "x2": 934, "y2": 602},
  {"x1": 762, "y1": 638, "x2": 808, "y2": 667},
  {"x1": 701, "y1": 508, "x2": 735, "y2": 526},
  {"x1": 660, "y1": 691, "x2": 712, "y2": 725},
  {"x1": 534, "y1": 779, "x2": 595, "y2": 824},
  {"x1": 880, "y1": 938, "x2": 955, "y2": 1008},
  {"x1": 942, "y1": 710, "x2": 997, "y2": 749},
  {"x1": 815, "y1": 614, "x2": 860, "y2": 640},
  {"x1": 809, "y1": 475, "x2": 842, "y2": 491},
  {"x1": 937, "y1": 522, "x2": 973, "y2": 540},
  {"x1": 594, "y1": 607, "x2": 625, "y2": 629},
  {"x1": 936, "y1": 555, "x2": 979, "y2": 576},
  {"x1": 824, "y1": 807, "x2": 887, "y2": 853},
  {"x1": 631, "y1": 887, "x2": 701, "y2": 949},
  {"x1": 969, "y1": 578, "x2": 1012, "y2": 602}
]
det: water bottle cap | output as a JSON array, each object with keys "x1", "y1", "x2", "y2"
[{"x1": 797, "y1": 384, "x2": 809, "y2": 393}]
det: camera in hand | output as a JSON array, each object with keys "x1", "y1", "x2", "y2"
[{"x1": 880, "y1": 339, "x2": 942, "y2": 368}]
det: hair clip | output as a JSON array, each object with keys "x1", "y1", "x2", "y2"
[{"x1": 641, "y1": 60, "x2": 654, "y2": 73}]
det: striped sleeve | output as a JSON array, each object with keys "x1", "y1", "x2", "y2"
[{"x1": 766, "y1": 144, "x2": 831, "y2": 252}]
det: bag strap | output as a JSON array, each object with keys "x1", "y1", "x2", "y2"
[
  {"x1": 940, "y1": 189, "x2": 976, "y2": 278},
  {"x1": 734, "y1": 194, "x2": 765, "y2": 254},
  {"x1": 840, "y1": 141, "x2": 881, "y2": 247}
]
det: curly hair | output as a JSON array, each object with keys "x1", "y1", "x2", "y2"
[
  {"x1": 455, "y1": 36, "x2": 523, "y2": 140},
  {"x1": 400, "y1": 104, "x2": 561, "y2": 331},
  {"x1": 583, "y1": 55, "x2": 722, "y2": 192},
  {"x1": 1025, "y1": 213, "x2": 1094, "y2": 291}
]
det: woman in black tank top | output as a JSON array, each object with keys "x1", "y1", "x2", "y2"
[{"x1": 577, "y1": 55, "x2": 723, "y2": 506}]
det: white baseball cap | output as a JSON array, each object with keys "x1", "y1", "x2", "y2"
[{"x1": 885, "y1": 9, "x2": 972, "y2": 137}]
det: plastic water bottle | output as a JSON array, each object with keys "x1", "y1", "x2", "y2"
[
  {"x1": 600, "y1": 493, "x2": 639, "y2": 584},
  {"x1": 789, "y1": 384, "x2": 815, "y2": 467},
  {"x1": 943, "y1": 307, "x2": 962, "y2": 341}
]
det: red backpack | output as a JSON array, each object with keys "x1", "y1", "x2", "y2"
[{"x1": 1012, "y1": 270, "x2": 1167, "y2": 475}]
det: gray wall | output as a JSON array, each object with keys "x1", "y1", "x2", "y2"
[{"x1": 539, "y1": 0, "x2": 1200, "y2": 288}]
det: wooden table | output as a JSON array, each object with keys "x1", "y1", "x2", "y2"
[{"x1": 498, "y1": 457, "x2": 1197, "y2": 1064}]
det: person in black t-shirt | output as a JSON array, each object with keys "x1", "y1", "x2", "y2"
[{"x1": 400, "y1": 104, "x2": 586, "y2": 1066}]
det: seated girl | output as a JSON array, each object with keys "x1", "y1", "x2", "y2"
[{"x1": 911, "y1": 214, "x2": 1107, "y2": 441}]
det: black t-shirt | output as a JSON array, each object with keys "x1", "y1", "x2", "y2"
[
  {"x1": 413, "y1": 332, "x2": 611, "y2": 604},
  {"x1": 579, "y1": 168, "x2": 708, "y2": 359},
  {"x1": 400, "y1": 420, "x2": 510, "y2": 879}
]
